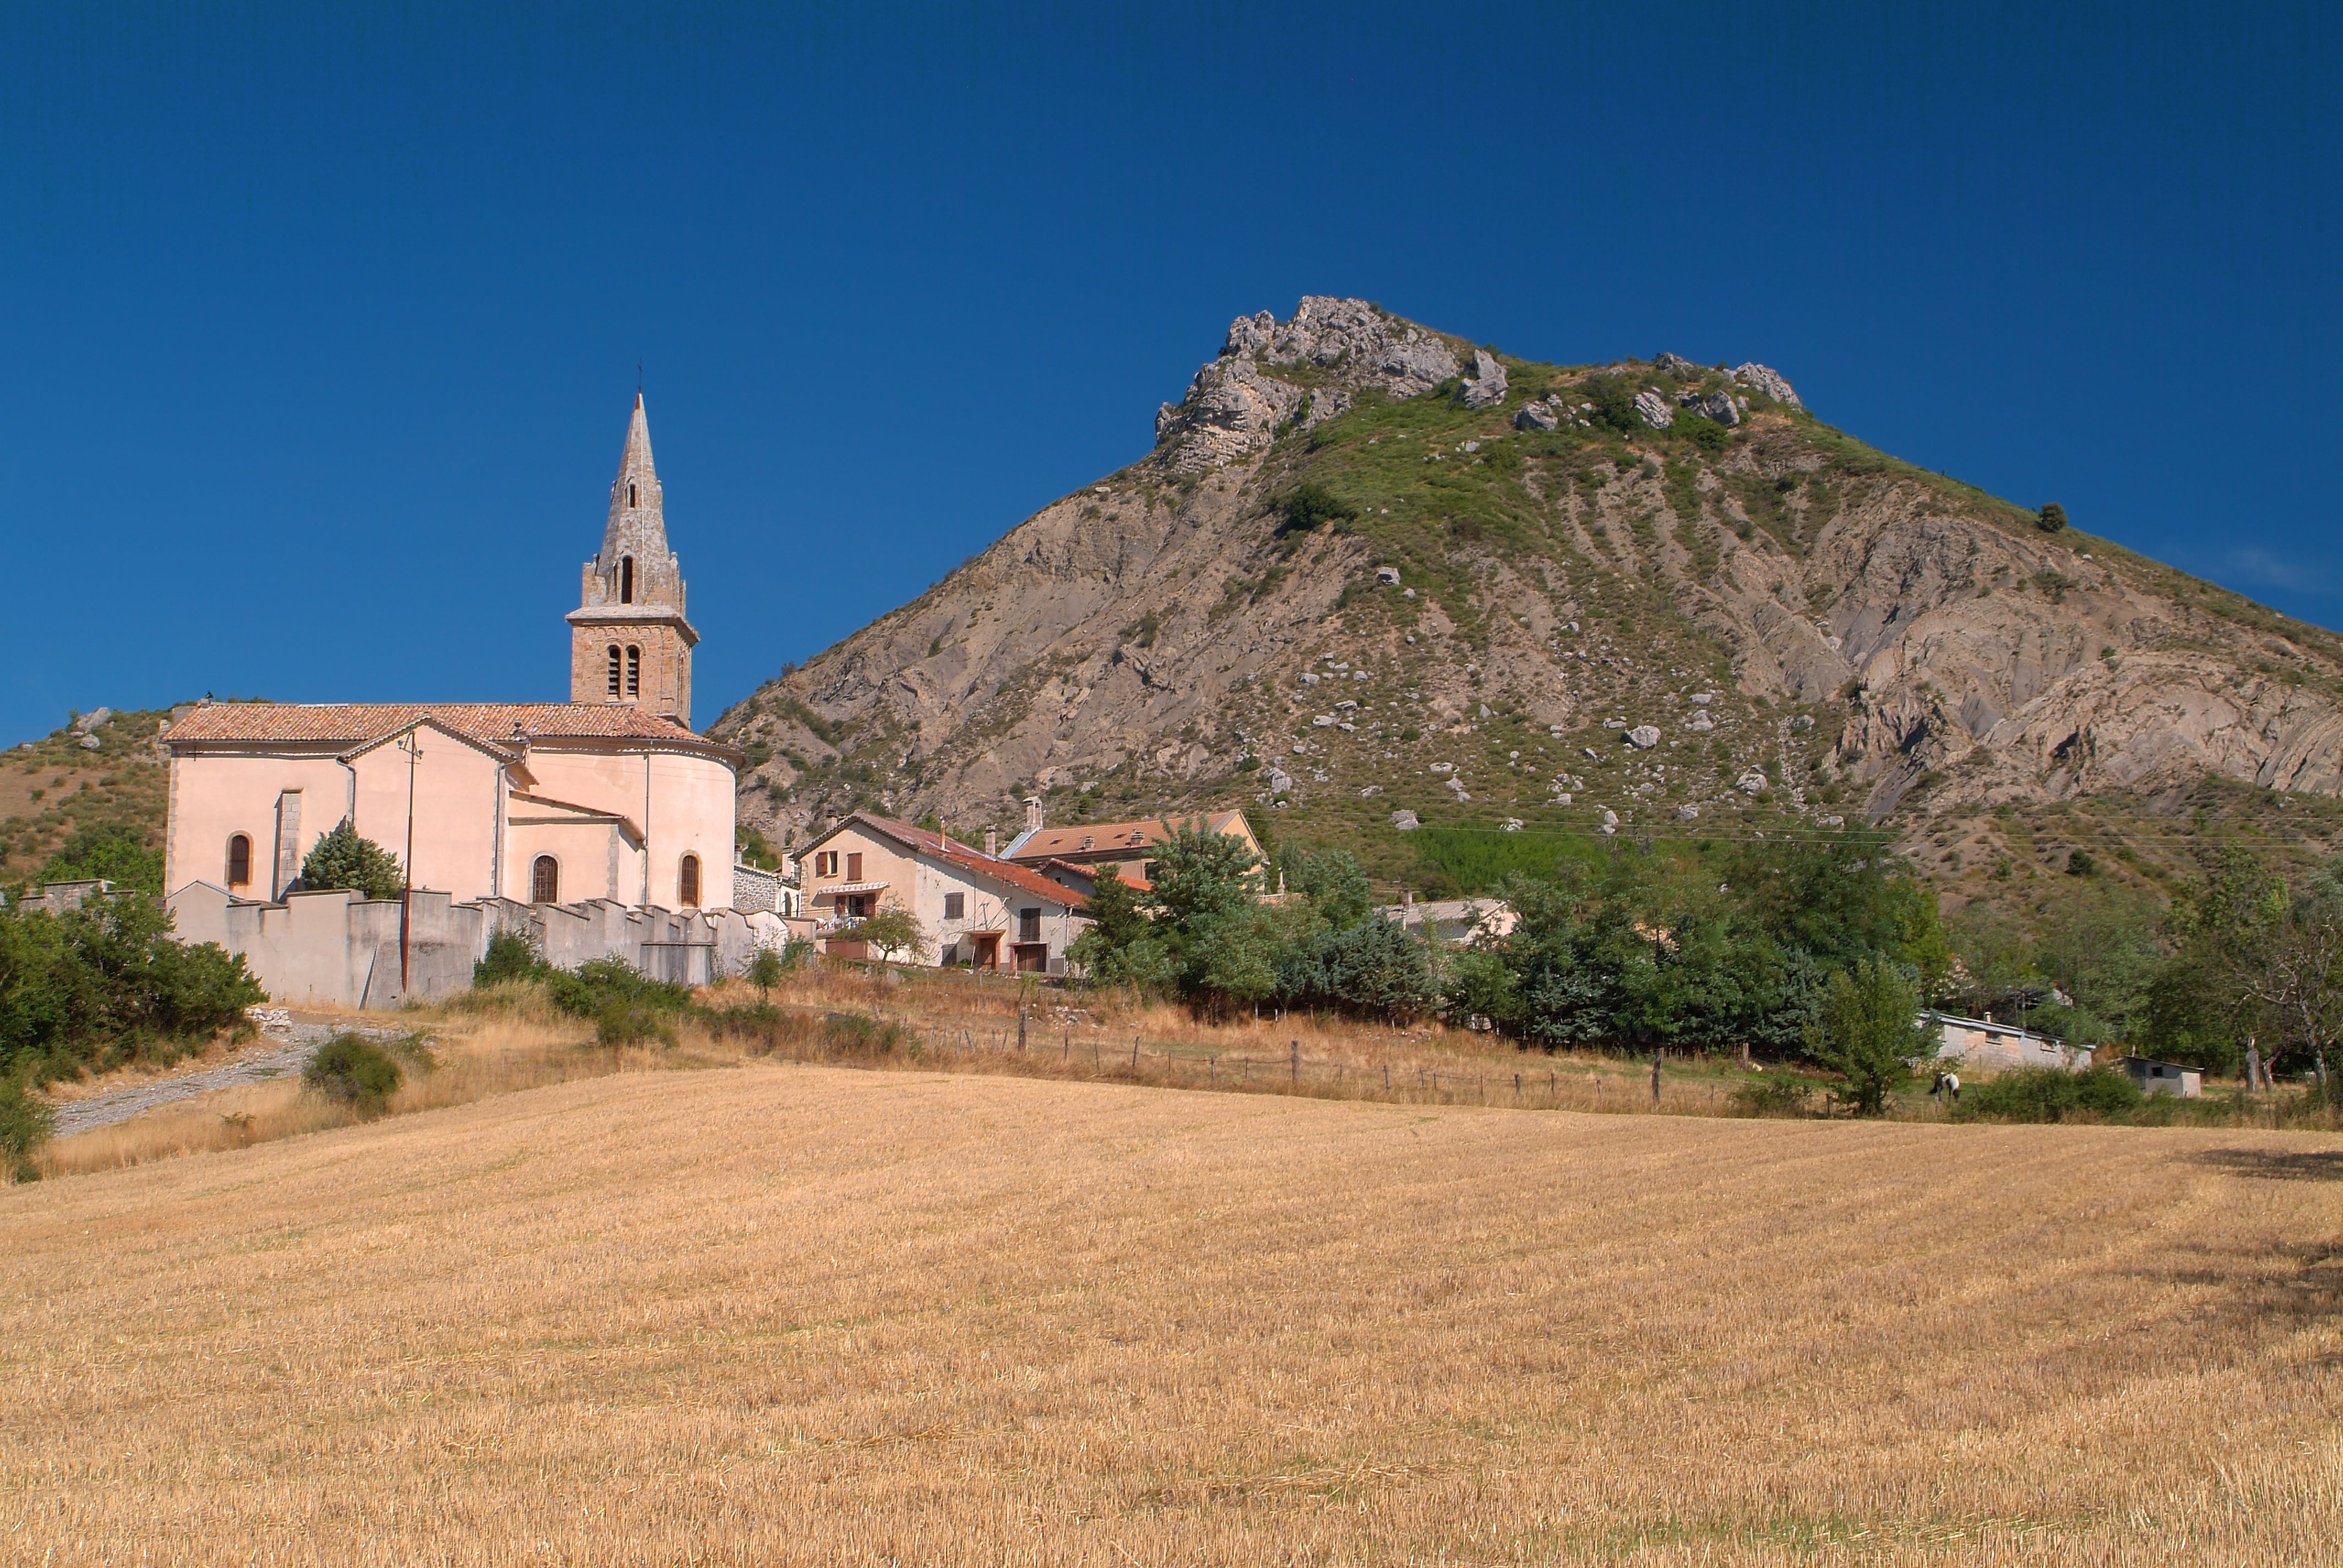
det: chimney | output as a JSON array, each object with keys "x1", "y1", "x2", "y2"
[
  {"x1": 1023, "y1": 795, "x2": 1043, "y2": 833},
  {"x1": 985, "y1": 827, "x2": 999, "y2": 857},
  {"x1": 1404, "y1": 889, "x2": 1415, "y2": 909}
]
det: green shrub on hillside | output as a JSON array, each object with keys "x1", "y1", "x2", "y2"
[
  {"x1": 0, "y1": 896, "x2": 263, "y2": 1084},
  {"x1": 474, "y1": 929, "x2": 551, "y2": 987},
  {"x1": 1277, "y1": 481, "x2": 1357, "y2": 535},
  {"x1": 35, "y1": 824, "x2": 162, "y2": 894},
  {"x1": 303, "y1": 1035, "x2": 403, "y2": 1110},
  {"x1": 1956, "y1": 1065, "x2": 2141, "y2": 1123},
  {"x1": 2036, "y1": 502, "x2": 2069, "y2": 533},
  {"x1": 545, "y1": 957, "x2": 693, "y2": 1021},
  {"x1": 1, "y1": 1074, "x2": 54, "y2": 1180}
]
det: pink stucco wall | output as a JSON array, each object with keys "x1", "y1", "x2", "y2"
[{"x1": 166, "y1": 732, "x2": 735, "y2": 911}]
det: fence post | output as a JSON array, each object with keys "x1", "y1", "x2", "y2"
[
  {"x1": 1131, "y1": 1035, "x2": 1139, "y2": 1071},
  {"x1": 1514, "y1": 1072, "x2": 1521, "y2": 1097},
  {"x1": 1291, "y1": 1039, "x2": 1300, "y2": 1087},
  {"x1": 1384, "y1": 1063, "x2": 1390, "y2": 1092},
  {"x1": 1018, "y1": 1003, "x2": 1027, "y2": 1053}
]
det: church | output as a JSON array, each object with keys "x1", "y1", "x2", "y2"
[{"x1": 161, "y1": 395, "x2": 739, "y2": 914}]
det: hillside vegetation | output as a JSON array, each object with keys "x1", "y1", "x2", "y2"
[
  {"x1": 715, "y1": 299, "x2": 2343, "y2": 920},
  {"x1": 0, "y1": 707, "x2": 173, "y2": 894},
  {"x1": 5, "y1": 1064, "x2": 2336, "y2": 1564}
]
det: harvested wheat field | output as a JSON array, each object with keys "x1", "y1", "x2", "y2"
[{"x1": 3, "y1": 1064, "x2": 2339, "y2": 1565}]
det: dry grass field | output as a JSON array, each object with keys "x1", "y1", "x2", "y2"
[{"x1": 4, "y1": 1061, "x2": 2340, "y2": 1565}]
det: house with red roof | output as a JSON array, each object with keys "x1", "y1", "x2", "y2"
[{"x1": 795, "y1": 812, "x2": 1088, "y2": 974}]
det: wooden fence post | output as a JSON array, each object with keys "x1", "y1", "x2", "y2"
[
  {"x1": 1018, "y1": 1004, "x2": 1027, "y2": 1053},
  {"x1": 1291, "y1": 1039, "x2": 1300, "y2": 1087}
]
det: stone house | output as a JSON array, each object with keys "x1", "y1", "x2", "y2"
[
  {"x1": 1373, "y1": 893, "x2": 1518, "y2": 945},
  {"x1": 797, "y1": 812, "x2": 1088, "y2": 973}
]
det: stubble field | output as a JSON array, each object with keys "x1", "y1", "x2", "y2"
[{"x1": 2, "y1": 1061, "x2": 2339, "y2": 1565}]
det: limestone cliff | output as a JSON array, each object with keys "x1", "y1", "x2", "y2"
[{"x1": 713, "y1": 298, "x2": 2343, "y2": 893}]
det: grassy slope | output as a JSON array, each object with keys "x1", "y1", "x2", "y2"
[
  {"x1": 0, "y1": 707, "x2": 173, "y2": 891},
  {"x1": 5, "y1": 1063, "x2": 2336, "y2": 1563}
]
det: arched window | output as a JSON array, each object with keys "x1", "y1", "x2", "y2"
[
  {"x1": 678, "y1": 853, "x2": 701, "y2": 908},
  {"x1": 606, "y1": 644, "x2": 623, "y2": 696},
  {"x1": 531, "y1": 856, "x2": 559, "y2": 903},
  {"x1": 626, "y1": 645, "x2": 642, "y2": 696},
  {"x1": 619, "y1": 555, "x2": 634, "y2": 603},
  {"x1": 226, "y1": 834, "x2": 252, "y2": 889}
]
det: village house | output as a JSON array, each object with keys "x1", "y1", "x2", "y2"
[
  {"x1": 2119, "y1": 1055, "x2": 2205, "y2": 1097},
  {"x1": 1373, "y1": 892, "x2": 1518, "y2": 945},
  {"x1": 797, "y1": 812, "x2": 1088, "y2": 973},
  {"x1": 1926, "y1": 1011, "x2": 2090, "y2": 1073},
  {"x1": 1001, "y1": 801, "x2": 1263, "y2": 894}
]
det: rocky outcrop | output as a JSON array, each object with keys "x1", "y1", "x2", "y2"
[
  {"x1": 1679, "y1": 389, "x2": 1742, "y2": 426},
  {"x1": 1153, "y1": 297, "x2": 1462, "y2": 471},
  {"x1": 1632, "y1": 390, "x2": 1674, "y2": 429},
  {"x1": 1730, "y1": 362, "x2": 1800, "y2": 407},
  {"x1": 1654, "y1": 352, "x2": 1705, "y2": 378},
  {"x1": 1459, "y1": 350, "x2": 1509, "y2": 410}
]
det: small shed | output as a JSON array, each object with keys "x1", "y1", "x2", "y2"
[
  {"x1": 2119, "y1": 1056, "x2": 2203, "y2": 1098},
  {"x1": 1927, "y1": 1011, "x2": 2090, "y2": 1073}
]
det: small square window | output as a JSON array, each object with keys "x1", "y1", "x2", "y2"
[{"x1": 943, "y1": 892, "x2": 965, "y2": 920}]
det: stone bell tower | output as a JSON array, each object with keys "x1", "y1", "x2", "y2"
[{"x1": 568, "y1": 393, "x2": 698, "y2": 724}]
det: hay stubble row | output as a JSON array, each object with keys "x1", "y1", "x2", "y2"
[{"x1": 3, "y1": 1063, "x2": 2339, "y2": 1564}]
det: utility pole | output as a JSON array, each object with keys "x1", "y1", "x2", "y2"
[{"x1": 398, "y1": 728, "x2": 423, "y2": 992}]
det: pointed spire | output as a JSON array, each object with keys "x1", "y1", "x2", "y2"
[{"x1": 601, "y1": 392, "x2": 668, "y2": 567}]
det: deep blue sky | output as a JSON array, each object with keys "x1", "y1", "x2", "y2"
[{"x1": 3, "y1": 3, "x2": 2335, "y2": 745}]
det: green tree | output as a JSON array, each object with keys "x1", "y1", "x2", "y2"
[
  {"x1": 2036, "y1": 502, "x2": 2069, "y2": 532},
  {"x1": 300, "y1": 820, "x2": 405, "y2": 901},
  {"x1": 1, "y1": 1072, "x2": 53, "y2": 1180},
  {"x1": 35, "y1": 824, "x2": 162, "y2": 894},
  {"x1": 1066, "y1": 864, "x2": 1156, "y2": 984},
  {"x1": 855, "y1": 902, "x2": 926, "y2": 963},
  {"x1": 1277, "y1": 482, "x2": 1357, "y2": 536},
  {"x1": 745, "y1": 944, "x2": 786, "y2": 1002},
  {"x1": 1279, "y1": 847, "x2": 1374, "y2": 928},
  {"x1": 1806, "y1": 956, "x2": 1929, "y2": 1115},
  {"x1": 303, "y1": 1035, "x2": 403, "y2": 1110}
]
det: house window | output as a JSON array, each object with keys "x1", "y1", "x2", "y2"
[
  {"x1": 620, "y1": 555, "x2": 634, "y2": 603},
  {"x1": 1142, "y1": 860, "x2": 1159, "y2": 883},
  {"x1": 843, "y1": 894, "x2": 872, "y2": 919},
  {"x1": 814, "y1": 851, "x2": 838, "y2": 878},
  {"x1": 943, "y1": 891, "x2": 965, "y2": 920},
  {"x1": 225, "y1": 834, "x2": 252, "y2": 888},
  {"x1": 846, "y1": 851, "x2": 863, "y2": 881},
  {"x1": 531, "y1": 856, "x2": 559, "y2": 903},
  {"x1": 626, "y1": 645, "x2": 642, "y2": 696},
  {"x1": 678, "y1": 853, "x2": 701, "y2": 907},
  {"x1": 1018, "y1": 907, "x2": 1041, "y2": 943},
  {"x1": 606, "y1": 645, "x2": 622, "y2": 696}
]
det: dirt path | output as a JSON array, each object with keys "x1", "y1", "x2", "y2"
[{"x1": 47, "y1": 1025, "x2": 402, "y2": 1138}]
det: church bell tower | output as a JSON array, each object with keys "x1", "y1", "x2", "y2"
[{"x1": 568, "y1": 393, "x2": 698, "y2": 724}]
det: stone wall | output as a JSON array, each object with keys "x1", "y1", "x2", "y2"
[{"x1": 165, "y1": 880, "x2": 788, "y2": 1009}]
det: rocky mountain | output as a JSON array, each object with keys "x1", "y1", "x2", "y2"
[{"x1": 714, "y1": 297, "x2": 2343, "y2": 899}]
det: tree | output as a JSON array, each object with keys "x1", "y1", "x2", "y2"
[
  {"x1": 1, "y1": 1072, "x2": 53, "y2": 1181},
  {"x1": 1277, "y1": 482, "x2": 1357, "y2": 536},
  {"x1": 300, "y1": 820, "x2": 405, "y2": 901},
  {"x1": 855, "y1": 902, "x2": 926, "y2": 964},
  {"x1": 35, "y1": 824, "x2": 162, "y2": 894},
  {"x1": 745, "y1": 944, "x2": 786, "y2": 1003},
  {"x1": 2036, "y1": 502, "x2": 2068, "y2": 532},
  {"x1": 1806, "y1": 956, "x2": 1929, "y2": 1115}
]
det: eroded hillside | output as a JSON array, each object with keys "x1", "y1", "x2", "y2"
[{"x1": 715, "y1": 297, "x2": 2343, "y2": 897}]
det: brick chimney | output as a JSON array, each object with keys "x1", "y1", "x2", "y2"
[{"x1": 1023, "y1": 796, "x2": 1043, "y2": 833}]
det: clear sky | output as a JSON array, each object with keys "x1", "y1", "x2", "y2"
[{"x1": 3, "y1": 3, "x2": 2335, "y2": 746}]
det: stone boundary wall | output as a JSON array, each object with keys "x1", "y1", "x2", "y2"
[{"x1": 165, "y1": 881, "x2": 788, "y2": 1009}]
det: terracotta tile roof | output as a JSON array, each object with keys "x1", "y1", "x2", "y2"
[
  {"x1": 823, "y1": 812, "x2": 1089, "y2": 911},
  {"x1": 161, "y1": 701, "x2": 729, "y2": 755},
  {"x1": 1006, "y1": 809, "x2": 1252, "y2": 864}
]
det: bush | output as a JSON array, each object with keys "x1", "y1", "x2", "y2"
[
  {"x1": 2036, "y1": 502, "x2": 2068, "y2": 533},
  {"x1": 820, "y1": 1012, "x2": 909, "y2": 1057},
  {"x1": 474, "y1": 929, "x2": 551, "y2": 987},
  {"x1": 545, "y1": 957, "x2": 693, "y2": 1020},
  {"x1": 596, "y1": 1002, "x2": 678, "y2": 1048},
  {"x1": 1, "y1": 1074, "x2": 54, "y2": 1180},
  {"x1": 0, "y1": 897, "x2": 264, "y2": 1084},
  {"x1": 1277, "y1": 481, "x2": 1357, "y2": 535},
  {"x1": 35, "y1": 824, "x2": 162, "y2": 894},
  {"x1": 1958, "y1": 1065, "x2": 2141, "y2": 1123},
  {"x1": 303, "y1": 1035, "x2": 404, "y2": 1110},
  {"x1": 300, "y1": 820, "x2": 405, "y2": 901},
  {"x1": 1730, "y1": 1076, "x2": 1815, "y2": 1118},
  {"x1": 1807, "y1": 956, "x2": 1929, "y2": 1115}
]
